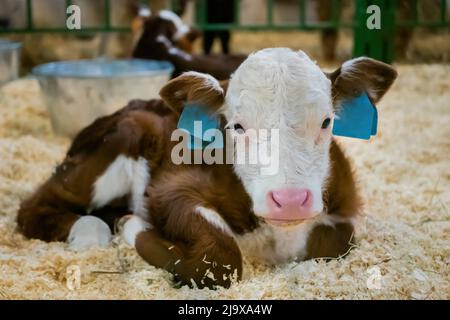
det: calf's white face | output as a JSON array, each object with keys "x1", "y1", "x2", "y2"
[{"x1": 223, "y1": 48, "x2": 333, "y2": 225}]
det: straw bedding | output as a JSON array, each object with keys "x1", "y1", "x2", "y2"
[{"x1": 0, "y1": 64, "x2": 448, "y2": 299}]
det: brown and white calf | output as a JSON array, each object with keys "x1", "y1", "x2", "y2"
[{"x1": 17, "y1": 48, "x2": 397, "y2": 289}]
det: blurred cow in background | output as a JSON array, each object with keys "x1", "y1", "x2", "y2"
[
  {"x1": 1, "y1": 0, "x2": 447, "y2": 69},
  {"x1": 132, "y1": 10, "x2": 245, "y2": 80}
]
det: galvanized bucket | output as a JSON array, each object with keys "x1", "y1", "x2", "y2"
[{"x1": 33, "y1": 59, "x2": 174, "y2": 138}]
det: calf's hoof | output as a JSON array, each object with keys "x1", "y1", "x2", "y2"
[
  {"x1": 67, "y1": 216, "x2": 112, "y2": 251},
  {"x1": 118, "y1": 215, "x2": 152, "y2": 247}
]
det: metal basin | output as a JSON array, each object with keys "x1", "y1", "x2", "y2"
[{"x1": 33, "y1": 59, "x2": 174, "y2": 138}]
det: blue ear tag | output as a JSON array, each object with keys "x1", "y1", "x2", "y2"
[
  {"x1": 177, "y1": 103, "x2": 223, "y2": 150},
  {"x1": 332, "y1": 92, "x2": 378, "y2": 140}
]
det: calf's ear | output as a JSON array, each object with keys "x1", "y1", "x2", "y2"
[
  {"x1": 159, "y1": 71, "x2": 226, "y2": 114},
  {"x1": 327, "y1": 57, "x2": 398, "y2": 106}
]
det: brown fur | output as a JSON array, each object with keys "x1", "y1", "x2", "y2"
[
  {"x1": 17, "y1": 77, "x2": 253, "y2": 289},
  {"x1": 303, "y1": 140, "x2": 360, "y2": 260},
  {"x1": 17, "y1": 59, "x2": 397, "y2": 289},
  {"x1": 327, "y1": 57, "x2": 398, "y2": 104},
  {"x1": 139, "y1": 162, "x2": 258, "y2": 288}
]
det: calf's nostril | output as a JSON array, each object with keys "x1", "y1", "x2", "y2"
[
  {"x1": 300, "y1": 190, "x2": 309, "y2": 206},
  {"x1": 270, "y1": 191, "x2": 282, "y2": 208}
]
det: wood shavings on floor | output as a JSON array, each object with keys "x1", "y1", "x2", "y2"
[{"x1": 0, "y1": 65, "x2": 449, "y2": 299}]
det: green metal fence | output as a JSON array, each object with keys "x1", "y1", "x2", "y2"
[
  {"x1": 352, "y1": 0, "x2": 448, "y2": 63},
  {"x1": 195, "y1": 0, "x2": 351, "y2": 30},
  {"x1": 0, "y1": 0, "x2": 133, "y2": 33},
  {"x1": 194, "y1": 0, "x2": 449, "y2": 30},
  {"x1": 1, "y1": 0, "x2": 449, "y2": 63},
  {"x1": 194, "y1": 0, "x2": 449, "y2": 63}
]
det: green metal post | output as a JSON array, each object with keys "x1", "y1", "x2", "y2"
[
  {"x1": 412, "y1": 0, "x2": 418, "y2": 25},
  {"x1": 104, "y1": 0, "x2": 111, "y2": 29},
  {"x1": 170, "y1": 0, "x2": 179, "y2": 13},
  {"x1": 234, "y1": 0, "x2": 240, "y2": 27},
  {"x1": 440, "y1": 0, "x2": 447, "y2": 23},
  {"x1": 195, "y1": 0, "x2": 207, "y2": 29},
  {"x1": 353, "y1": 0, "x2": 396, "y2": 63},
  {"x1": 26, "y1": 0, "x2": 33, "y2": 30},
  {"x1": 331, "y1": 0, "x2": 340, "y2": 28},
  {"x1": 298, "y1": 0, "x2": 306, "y2": 28}
]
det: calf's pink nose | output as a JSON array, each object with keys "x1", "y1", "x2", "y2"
[{"x1": 266, "y1": 188, "x2": 314, "y2": 221}]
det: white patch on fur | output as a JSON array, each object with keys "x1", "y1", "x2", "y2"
[
  {"x1": 121, "y1": 215, "x2": 152, "y2": 247},
  {"x1": 91, "y1": 155, "x2": 150, "y2": 218},
  {"x1": 183, "y1": 71, "x2": 224, "y2": 94},
  {"x1": 224, "y1": 48, "x2": 333, "y2": 218},
  {"x1": 68, "y1": 216, "x2": 112, "y2": 251},
  {"x1": 158, "y1": 10, "x2": 189, "y2": 40},
  {"x1": 156, "y1": 35, "x2": 192, "y2": 61},
  {"x1": 195, "y1": 206, "x2": 234, "y2": 237},
  {"x1": 131, "y1": 157, "x2": 151, "y2": 218}
]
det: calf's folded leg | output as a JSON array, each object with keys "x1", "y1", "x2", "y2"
[
  {"x1": 17, "y1": 100, "x2": 164, "y2": 248},
  {"x1": 305, "y1": 141, "x2": 359, "y2": 259},
  {"x1": 17, "y1": 190, "x2": 114, "y2": 250},
  {"x1": 17, "y1": 202, "x2": 80, "y2": 243},
  {"x1": 121, "y1": 215, "x2": 242, "y2": 289}
]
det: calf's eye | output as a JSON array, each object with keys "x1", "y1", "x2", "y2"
[
  {"x1": 233, "y1": 123, "x2": 245, "y2": 133},
  {"x1": 321, "y1": 118, "x2": 331, "y2": 129}
]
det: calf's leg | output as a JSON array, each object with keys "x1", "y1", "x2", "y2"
[
  {"x1": 305, "y1": 222, "x2": 354, "y2": 260},
  {"x1": 17, "y1": 184, "x2": 117, "y2": 251},
  {"x1": 121, "y1": 215, "x2": 242, "y2": 289},
  {"x1": 305, "y1": 141, "x2": 359, "y2": 259},
  {"x1": 17, "y1": 202, "x2": 81, "y2": 243}
]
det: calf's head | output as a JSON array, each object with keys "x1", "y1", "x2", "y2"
[
  {"x1": 160, "y1": 48, "x2": 397, "y2": 226},
  {"x1": 133, "y1": 9, "x2": 200, "y2": 54}
]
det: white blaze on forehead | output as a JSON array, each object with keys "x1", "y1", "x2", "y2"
[
  {"x1": 158, "y1": 10, "x2": 190, "y2": 40},
  {"x1": 225, "y1": 48, "x2": 332, "y2": 129}
]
